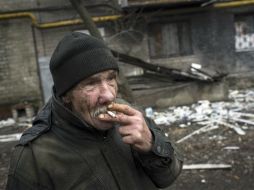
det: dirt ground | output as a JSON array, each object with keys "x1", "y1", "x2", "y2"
[
  {"x1": 0, "y1": 121, "x2": 253, "y2": 190},
  {"x1": 164, "y1": 123, "x2": 254, "y2": 190}
]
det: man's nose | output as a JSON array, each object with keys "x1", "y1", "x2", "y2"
[{"x1": 98, "y1": 81, "x2": 115, "y2": 105}]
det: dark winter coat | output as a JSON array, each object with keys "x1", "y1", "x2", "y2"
[{"x1": 7, "y1": 95, "x2": 183, "y2": 190}]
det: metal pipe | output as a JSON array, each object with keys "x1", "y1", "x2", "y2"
[
  {"x1": 31, "y1": 25, "x2": 44, "y2": 105},
  {"x1": 214, "y1": 0, "x2": 254, "y2": 8},
  {"x1": 0, "y1": 12, "x2": 122, "y2": 29},
  {"x1": 0, "y1": 12, "x2": 37, "y2": 25},
  {"x1": 38, "y1": 15, "x2": 122, "y2": 29}
]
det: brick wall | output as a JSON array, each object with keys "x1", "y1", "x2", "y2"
[
  {"x1": 35, "y1": 26, "x2": 79, "y2": 58},
  {"x1": 0, "y1": 0, "x2": 104, "y2": 114},
  {"x1": 0, "y1": 0, "x2": 37, "y2": 11},
  {"x1": 0, "y1": 18, "x2": 41, "y2": 110},
  {"x1": 0, "y1": 0, "x2": 85, "y2": 116}
]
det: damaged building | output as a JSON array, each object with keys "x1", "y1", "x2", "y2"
[{"x1": 0, "y1": 0, "x2": 254, "y2": 118}]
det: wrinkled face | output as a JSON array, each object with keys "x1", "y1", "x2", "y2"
[{"x1": 63, "y1": 70, "x2": 118, "y2": 130}]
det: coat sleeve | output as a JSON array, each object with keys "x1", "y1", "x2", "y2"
[
  {"x1": 6, "y1": 145, "x2": 52, "y2": 190},
  {"x1": 134, "y1": 118, "x2": 183, "y2": 188},
  {"x1": 6, "y1": 174, "x2": 34, "y2": 190},
  {"x1": 6, "y1": 146, "x2": 35, "y2": 190},
  {"x1": 7, "y1": 99, "x2": 53, "y2": 190}
]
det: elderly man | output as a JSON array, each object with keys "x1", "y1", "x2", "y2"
[{"x1": 7, "y1": 32, "x2": 183, "y2": 190}]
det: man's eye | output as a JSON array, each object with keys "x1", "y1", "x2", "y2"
[
  {"x1": 107, "y1": 75, "x2": 116, "y2": 81},
  {"x1": 78, "y1": 81, "x2": 96, "y2": 90},
  {"x1": 87, "y1": 81, "x2": 96, "y2": 85}
]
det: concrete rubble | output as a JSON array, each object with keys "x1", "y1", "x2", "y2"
[
  {"x1": 0, "y1": 133, "x2": 22, "y2": 143},
  {"x1": 0, "y1": 118, "x2": 15, "y2": 129},
  {"x1": 0, "y1": 117, "x2": 32, "y2": 142},
  {"x1": 146, "y1": 89, "x2": 254, "y2": 143},
  {"x1": 0, "y1": 118, "x2": 32, "y2": 129}
]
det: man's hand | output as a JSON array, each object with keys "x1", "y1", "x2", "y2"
[{"x1": 98, "y1": 103, "x2": 153, "y2": 152}]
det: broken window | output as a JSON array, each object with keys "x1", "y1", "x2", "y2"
[
  {"x1": 235, "y1": 14, "x2": 254, "y2": 52},
  {"x1": 148, "y1": 21, "x2": 192, "y2": 58}
]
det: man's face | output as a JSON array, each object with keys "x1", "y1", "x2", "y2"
[{"x1": 65, "y1": 70, "x2": 118, "y2": 130}]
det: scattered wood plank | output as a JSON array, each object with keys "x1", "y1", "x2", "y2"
[
  {"x1": 217, "y1": 120, "x2": 246, "y2": 135},
  {"x1": 183, "y1": 164, "x2": 232, "y2": 170},
  {"x1": 176, "y1": 124, "x2": 215, "y2": 143}
]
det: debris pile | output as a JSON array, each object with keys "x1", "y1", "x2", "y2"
[
  {"x1": 0, "y1": 118, "x2": 32, "y2": 142},
  {"x1": 0, "y1": 117, "x2": 32, "y2": 129},
  {"x1": 0, "y1": 118, "x2": 15, "y2": 129},
  {"x1": 146, "y1": 89, "x2": 254, "y2": 143},
  {"x1": 0, "y1": 133, "x2": 22, "y2": 143},
  {"x1": 114, "y1": 51, "x2": 225, "y2": 82}
]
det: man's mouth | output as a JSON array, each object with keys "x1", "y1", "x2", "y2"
[
  {"x1": 92, "y1": 106, "x2": 116, "y2": 118},
  {"x1": 93, "y1": 106, "x2": 107, "y2": 118}
]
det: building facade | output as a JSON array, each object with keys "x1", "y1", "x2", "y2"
[{"x1": 0, "y1": 0, "x2": 254, "y2": 117}]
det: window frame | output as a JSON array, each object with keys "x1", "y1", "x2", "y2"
[{"x1": 147, "y1": 20, "x2": 193, "y2": 59}]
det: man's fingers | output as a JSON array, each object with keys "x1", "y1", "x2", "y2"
[
  {"x1": 118, "y1": 126, "x2": 135, "y2": 136},
  {"x1": 122, "y1": 135, "x2": 136, "y2": 145},
  {"x1": 119, "y1": 127, "x2": 143, "y2": 141},
  {"x1": 108, "y1": 103, "x2": 136, "y2": 116}
]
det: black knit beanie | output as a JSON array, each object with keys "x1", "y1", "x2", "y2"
[{"x1": 49, "y1": 32, "x2": 119, "y2": 96}]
